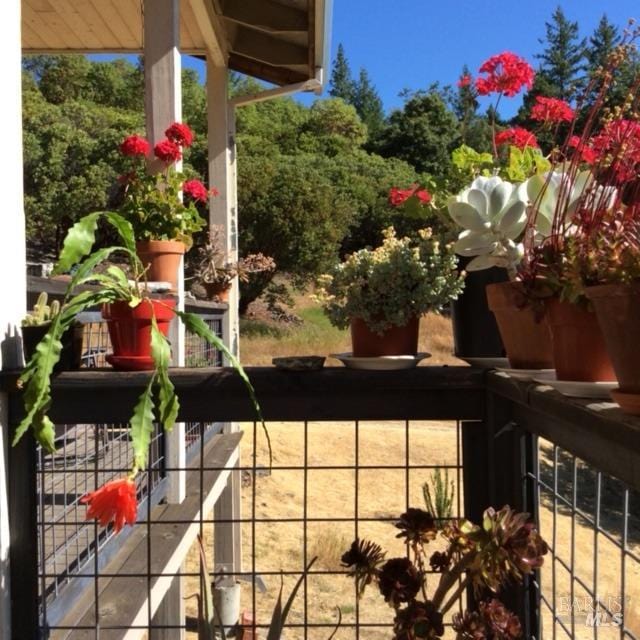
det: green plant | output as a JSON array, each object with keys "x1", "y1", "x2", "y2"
[
  {"x1": 15, "y1": 211, "x2": 264, "y2": 530},
  {"x1": 422, "y1": 467, "x2": 455, "y2": 524},
  {"x1": 22, "y1": 292, "x2": 61, "y2": 326},
  {"x1": 342, "y1": 506, "x2": 548, "y2": 639},
  {"x1": 315, "y1": 227, "x2": 465, "y2": 334},
  {"x1": 194, "y1": 535, "x2": 340, "y2": 640}
]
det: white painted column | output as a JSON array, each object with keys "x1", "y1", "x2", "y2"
[
  {"x1": 144, "y1": 2, "x2": 185, "y2": 637},
  {"x1": 207, "y1": 63, "x2": 243, "y2": 576},
  {"x1": 144, "y1": 0, "x2": 186, "y2": 505},
  {"x1": 0, "y1": 1, "x2": 26, "y2": 637}
]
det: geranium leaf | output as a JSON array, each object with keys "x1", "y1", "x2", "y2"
[{"x1": 130, "y1": 375, "x2": 156, "y2": 470}]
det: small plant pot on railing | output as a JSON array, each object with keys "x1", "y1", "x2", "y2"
[
  {"x1": 545, "y1": 297, "x2": 616, "y2": 382},
  {"x1": 22, "y1": 323, "x2": 84, "y2": 372},
  {"x1": 202, "y1": 281, "x2": 231, "y2": 303},
  {"x1": 136, "y1": 240, "x2": 185, "y2": 292},
  {"x1": 350, "y1": 316, "x2": 419, "y2": 357},
  {"x1": 103, "y1": 299, "x2": 175, "y2": 371},
  {"x1": 486, "y1": 281, "x2": 553, "y2": 369},
  {"x1": 586, "y1": 283, "x2": 640, "y2": 414}
]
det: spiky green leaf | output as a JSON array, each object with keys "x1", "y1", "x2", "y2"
[
  {"x1": 151, "y1": 318, "x2": 179, "y2": 431},
  {"x1": 104, "y1": 212, "x2": 136, "y2": 254},
  {"x1": 130, "y1": 375, "x2": 156, "y2": 470},
  {"x1": 53, "y1": 213, "x2": 101, "y2": 275}
]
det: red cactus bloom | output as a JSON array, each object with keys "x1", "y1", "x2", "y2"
[
  {"x1": 530, "y1": 96, "x2": 575, "y2": 123},
  {"x1": 389, "y1": 185, "x2": 432, "y2": 207},
  {"x1": 457, "y1": 73, "x2": 472, "y2": 88},
  {"x1": 165, "y1": 122, "x2": 194, "y2": 147},
  {"x1": 154, "y1": 139, "x2": 182, "y2": 164},
  {"x1": 120, "y1": 134, "x2": 150, "y2": 157},
  {"x1": 495, "y1": 127, "x2": 539, "y2": 150},
  {"x1": 81, "y1": 478, "x2": 138, "y2": 533},
  {"x1": 475, "y1": 52, "x2": 535, "y2": 97},
  {"x1": 183, "y1": 179, "x2": 209, "y2": 203}
]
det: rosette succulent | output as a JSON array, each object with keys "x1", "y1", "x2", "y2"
[{"x1": 448, "y1": 176, "x2": 530, "y2": 278}]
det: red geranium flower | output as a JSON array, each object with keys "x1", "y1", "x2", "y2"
[
  {"x1": 154, "y1": 139, "x2": 182, "y2": 164},
  {"x1": 495, "y1": 127, "x2": 539, "y2": 150},
  {"x1": 81, "y1": 478, "x2": 138, "y2": 533},
  {"x1": 165, "y1": 122, "x2": 194, "y2": 147},
  {"x1": 530, "y1": 96, "x2": 575, "y2": 123},
  {"x1": 120, "y1": 134, "x2": 150, "y2": 157},
  {"x1": 475, "y1": 52, "x2": 535, "y2": 98},
  {"x1": 183, "y1": 179, "x2": 209, "y2": 203},
  {"x1": 210, "y1": 186, "x2": 220, "y2": 197},
  {"x1": 389, "y1": 185, "x2": 432, "y2": 207},
  {"x1": 568, "y1": 135, "x2": 598, "y2": 164},
  {"x1": 457, "y1": 74, "x2": 472, "y2": 89}
]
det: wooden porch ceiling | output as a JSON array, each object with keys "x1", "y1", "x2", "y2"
[{"x1": 22, "y1": 0, "x2": 325, "y2": 86}]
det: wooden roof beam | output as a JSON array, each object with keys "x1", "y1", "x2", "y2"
[
  {"x1": 232, "y1": 26, "x2": 308, "y2": 67},
  {"x1": 221, "y1": 0, "x2": 307, "y2": 34},
  {"x1": 188, "y1": 0, "x2": 228, "y2": 66},
  {"x1": 228, "y1": 52, "x2": 308, "y2": 85}
]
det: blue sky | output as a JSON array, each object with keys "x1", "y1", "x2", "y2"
[{"x1": 95, "y1": 1, "x2": 639, "y2": 120}]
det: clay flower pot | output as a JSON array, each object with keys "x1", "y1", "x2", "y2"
[
  {"x1": 102, "y1": 298, "x2": 175, "y2": 371},
  {"x1": 586, "y1": 283, "x2": 640, "y2": 413},
  {"x1": 486, "y1": 282, "x2": 553, "y2": 369},
  {"x1": 544, "y1": 297, "x2": 616, "y2": 382},
  {"x1": 350, "y1": 316, "x2": 419, "y2": 357},
  {"x1": 136, "y1": 240, "x2": 185, "y2": 291},
  {"x1": 203, "y1": 281, "x2": 231, "y2": 302}
]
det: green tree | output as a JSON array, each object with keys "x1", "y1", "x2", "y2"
[
  {"x1": 329, "y1": 43, "x2": 355, "y2": 102},
  {"x1": 534, "y1": 7, "x2": 586, "y2": 102},
  {"x1": 373, "y1": 90, "x2": 460, "y2": 178},
  {"x1": 352, "y1": 68, "x2": 385, "y2": 137}
]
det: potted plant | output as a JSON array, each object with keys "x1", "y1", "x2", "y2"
[
  {"x1": 22, "y1": 291, "x2": 84, "y2": 370},
  {"x1": 521, "y1": 33, "x2": 640, "y2": 384},
  {"x1": 316, "y1": 227, "x2": 465, "y2": 357},
  {"x1": 14, "y1": 211, "x2": 262, "y2": 532},
  {"x1": 341, "y1": 505, "x2": 547, "y2": 639},
  {"x1": 187, "y1": 226, "x2": 276, "y2": 303},
  {"x1": 118, "y1": 123, "x2": 214, "y2": 290}
]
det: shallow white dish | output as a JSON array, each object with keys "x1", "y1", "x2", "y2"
[
  {"x1": 532, "y1": 375, "x2": 617, "y2": 399},
  {"x1": 462, "y1": 357, "x2": 510, "y2": 369},
  {"x1": 330, "y1": 352, "x2": 431, "y2": 370},
  {"x1": 495, "y1": 367, "x2": 555, "y2": 382}
]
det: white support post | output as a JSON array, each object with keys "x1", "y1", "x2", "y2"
[
  {"x1": 144, "y1": 2, "x2": 185, "y2": 637},
  {"x1": 0, "y1": 1, "x2": 26, "y2": 637},
  {"x1": 207, "y1": 63, "x2": 243, "y2": 576}
]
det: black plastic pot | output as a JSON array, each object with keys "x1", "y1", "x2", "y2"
[
  {"x1": 450, "y1": 257, "x2": 507, "y2": 359},
  {"x1": 22, "y1": 323, "x2": 84, "y2": 371}
]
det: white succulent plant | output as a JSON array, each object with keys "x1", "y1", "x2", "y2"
[{"x1": 448, "y1": 175, "x2": 530, "y2": 278}]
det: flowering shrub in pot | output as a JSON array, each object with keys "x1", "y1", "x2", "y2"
[
  {"x1": 118, "y1": 122, "x2": 214, "y2": 289},
  {"x1": 341, "y1": 505, "x2": 547, "y2": 639},
  {"x1": 14, "y1": 211, "x2": 262, "y2": 531},
  {"x1": 316, "y1": 227, "x2": 465, "y2": 357}
]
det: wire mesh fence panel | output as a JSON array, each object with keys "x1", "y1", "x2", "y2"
[{"x1": 530, "y1": 437, "x2": 640, "y2": 640}]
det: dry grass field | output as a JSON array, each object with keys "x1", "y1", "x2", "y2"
[{"x1": 184, "y1": 294, "x2": 640, "y2": 639}]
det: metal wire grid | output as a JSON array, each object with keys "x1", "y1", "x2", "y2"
[
  {"x1": 527, "y1": 437, "x2": 640, "y2": 640},
  {"x1": 185, "y1": 315, "x2": 223, "y2": 368},
  {"x1": 36, "y1": 423, "x2": 165, "y2": 621}
]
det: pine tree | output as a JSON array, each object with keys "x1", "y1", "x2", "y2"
[
  {"x1": 534, "y1": 6, "x2": 586, "y2": 102},
  {"x1": 585, "y1": 14, "x2": 620, "y2": 74},
  {"x1": 329, "y1": 43, "x2": 355, "y2": 102},
  {"x1": 352, "y1": 68, "x2": 384, "y2": 136}
]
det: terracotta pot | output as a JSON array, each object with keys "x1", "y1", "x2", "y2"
[
  {"x1": 586, "y1": 283, "x2": 640, "y2": 394},
  {"x1": 451, "y1": 257, "x2": 507, "y2": 358},
  {"x1": 102, "y1": 299, "x2": 175, "y2": 371},
  {"x1": 350, "y1": 316, "x2": 419, "y2": 357},
  {"x1": 486, "y1": 282, "x2": 553, "y2": 369},
  {"x1": 22, "y1": 322, "x2": 84, "y2": 371},
  {"x1": 136, "y1": 240, "x2": 185, "y2": 291},
  {"x1": 203, "y1": 281, "x2": 231, "y2": 302},
  {"x1": 545, "y1": 297, "x2": 616, "y2": 382}
]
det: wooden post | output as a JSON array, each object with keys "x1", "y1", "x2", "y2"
[
  {"x1": 207, "y1": 63, "x2": 243, "y2": 578},
  {"x1": 0, "y1": 1, "x2": 27, "y2": 637},
  {"x1": 144, "y1": 1, "x2": 185, "y2": 636}
]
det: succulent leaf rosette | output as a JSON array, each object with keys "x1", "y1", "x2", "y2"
[
  {"x1": 316, "y1": 227, "x2": 465, "y2": 335},
  {"x1": 448, "y1": 176, "x2": 530, "y2": 278}
]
